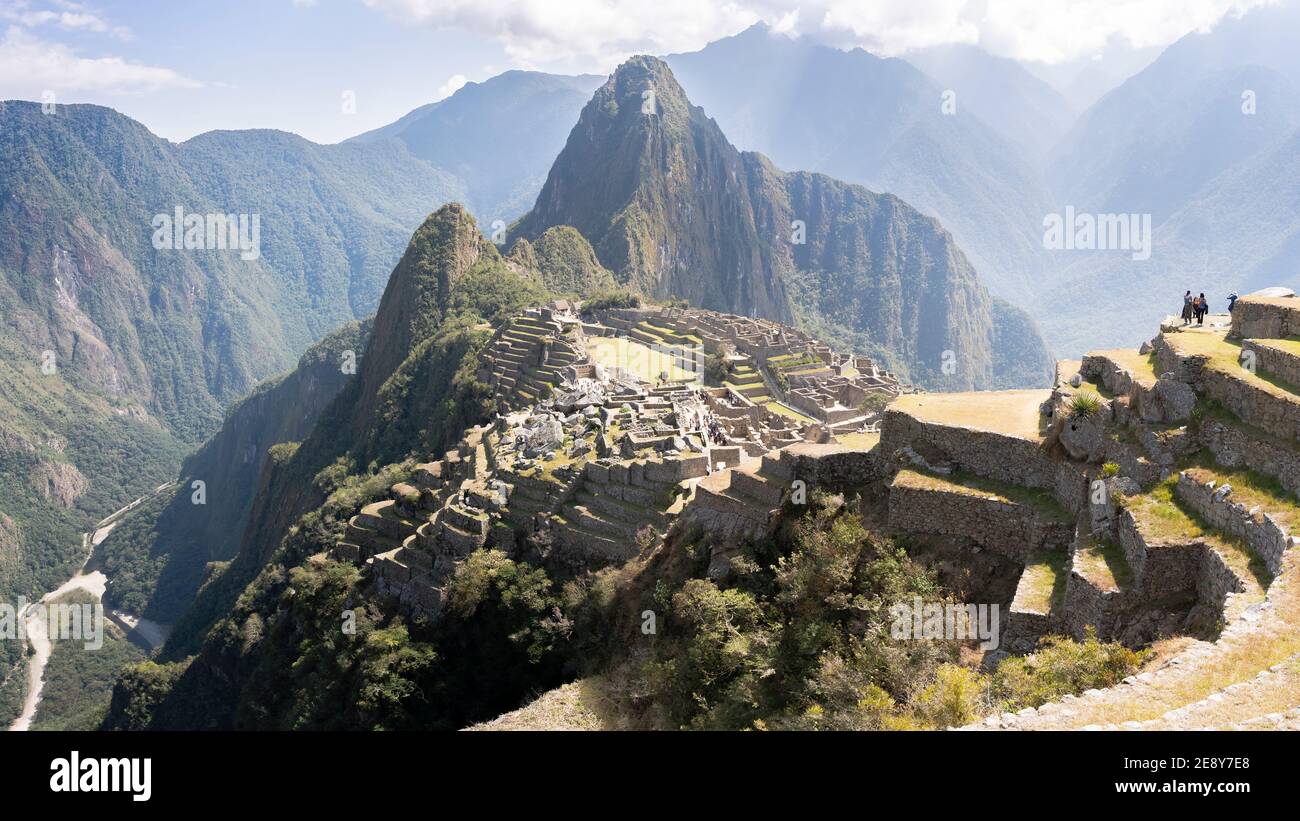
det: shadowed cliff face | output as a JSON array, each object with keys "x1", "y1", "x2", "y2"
[{"x1": 515, "y1": 56, "x2": 1052, "y2": 390}]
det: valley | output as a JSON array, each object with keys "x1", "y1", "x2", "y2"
[{"x1": 2, "y1": 0, "x2": 1300, "y2": 748}]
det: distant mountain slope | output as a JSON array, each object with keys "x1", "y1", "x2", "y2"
[
  {"x1": 348, "y1": 71, "x2": 603, "y2": 223},
  {"x1": 902, "y1": 43, "x2": 1075, "y2": 161},
  {"x1": 0, "y1": 101, "x2": 462, "y2": 439},
  {"x1": 513, "y1": 55, "x2": 1052, "y2": 390},
  {"x1": 95, "y1": 320, "x2": 369, "y2": 623},
  {"x1": 0, "y1": 101, "x2": 465, "y2": 718},
  {"x1": 1036, "y1": 3, "x2": 1300, "y2": 354},
  {"x1": 663, "y1": 23, "x2": 1056, "y2": 302}
]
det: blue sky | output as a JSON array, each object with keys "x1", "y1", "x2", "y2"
[
  {"x1": 0, "y1": 0, "x2": 1279, "y2": 144},
  {"x1": 0, "y1": 0, "x2": 516, "y2": 142}
]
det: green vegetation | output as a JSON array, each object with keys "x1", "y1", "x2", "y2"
[
  {"x1": 582, "y1": 289, "x2": 642, "y2": 312},
  {"x1": 31, "y1": 591, "x2": 147, "y2": 731},
  {"x1": 857, "y1": 392, "x2": 892, "y2": 415},
  {"x1": 991, "y1": 629, "x2": 1146, "y2": 710},
  {"x1": 560, "y1": 495, "x2": 1138, "y2": 730},
  {"x1": 1068, "y1": 390, "x2": 1103, "y2": 418},
  {"x1": 512, "y1": 226, "x2": 617, "y2": 296}
]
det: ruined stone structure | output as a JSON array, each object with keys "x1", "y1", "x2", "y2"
[{"x1": 338, "y1": 292, "x2": 1300, "y2": 731}]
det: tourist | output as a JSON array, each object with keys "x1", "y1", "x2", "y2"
[
  {"x1": 1197, "y1": 293, "x2": 1209, "y2": 325},
  {"x1": 1228, "y1": 292, "x2": 1239, "y2": 312},
  {"x1": 1181, "y1": 290, "x2": 1194, "y2": 325}
]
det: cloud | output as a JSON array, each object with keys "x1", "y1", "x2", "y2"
[
  {"x1": 361, "y1": 0, "x2": 1281, "y2": 68},
  {"x1": 1, "y1": 0, "x2": 130, "y2": 38},
  {"x1": 0, "y1": 26, "x2": 200, "y2": 95},
  {"x1": 435, "y1": 73, "x2": 468, "y2": 100}
]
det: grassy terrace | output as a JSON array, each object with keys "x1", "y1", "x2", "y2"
[
  {"x1": 766, "y1": 352, "x2": 822, "y2": 373},
  {"x1": 836, "y1": 430, "x2": 881, "y2": 451},
  {"x1": 1073, "y1": 537, "x2": 1133, "y2": 592},
  {"x1": 641, "y1": 320, "x2": 703, "y2": 345},
  {"x1": 764, "y1": 400, "x2": 815, "y2": 423},
  {"x1": 1015, "y1": 549, "x2": 1069, "y2": 613},
  {"x1": 1167, "y1": 328, "x2": 1300, "y2": 400},
  {"x1": 1123, "y1": 478, "x2": 1272, "y2": 590},
  {"x1": 893, "y1": 467, "x2": 1073, "y2": 523},
  {"x1": 890, "y1": 389, "x2": 1052, "y2": 441},
  {"x1": 1094, "y1": 347, "x2": 1160, "y2": 385},
  {"x1": 1182, "y1": 458, "x2": 1300, "y2": 531},
  {"x1": 1249, "y1": 335, "x2": 1300, "y2": 357},
  {"x1": 585, "y1": 336, "x2": 699, "y2": 382}
]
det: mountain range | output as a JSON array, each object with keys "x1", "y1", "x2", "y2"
[{"x1": 6, "y1": 3, "x2": 1300, "y2": 730}]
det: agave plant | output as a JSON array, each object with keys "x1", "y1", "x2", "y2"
[{"x1": 1068, "y1": 391, "x2": 1103, "y2": 419}]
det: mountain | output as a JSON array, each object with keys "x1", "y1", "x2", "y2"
[
  {"x1": 348, "y1": 71, "x2": 603, "y2": 223},
  {"x1": 100, "y1": 204, "x2": 573, "y2": 728},
  {"x1": 95, "y1": 319, "x2": 369, "y2": 624},
  {"x1": 1021, "y1": 39, "x2": 1163, "y2": 112},
  {"x1": 662, "y1": 23, "x2": 1057, "y2": 303},
  {"x1": 0, "y1": 100, "x2": 467, "y2": 725},
  {"x1": 902, "y1": 43, "x2": 1075, "y2": 161},
  {"x1": 0, "y1": 101, "x2": 463, "y2": 440},
  {"x1": 507, "y1": 226, "x2": 618, "y2": 296},
  {"x1": 1039, "y1": 3, "x2": 1300, "y2": 353},
  {"x1": 514, "y1": 55, "x2": 1053, "y2": 390}
]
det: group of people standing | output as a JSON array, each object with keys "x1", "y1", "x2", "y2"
[{"x1": 1181, "y1": 291, "x2": 1211, "y2": 325}]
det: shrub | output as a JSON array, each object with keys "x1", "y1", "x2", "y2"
[
  {"x1": 1101, "y1": 461, "x2": 1120, "y2": 478},
  {"x1": 991, "y1": 628, "x2": 1145, "y2": 710},
  {"x1": 583, "y1": 289, "x2": 641, "y2": 312},
  {"x1": 1068, "y1": 391, "x2": 1102, "y2": 418}
]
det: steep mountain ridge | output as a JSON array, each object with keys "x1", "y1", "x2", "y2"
[
  {"x1": 347, "y1": 70, "x2": 603, "y2": 222},
  {"x1": 664, "y1": 24, "x2": 1057, "y2": 303},
  {"x1": 514, "y1": 55, "x2": 1052, "y2": 390}
]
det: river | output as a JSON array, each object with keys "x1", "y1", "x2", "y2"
[{"x1": 7, "y1": 482, "x2": 175, "y2": 732}]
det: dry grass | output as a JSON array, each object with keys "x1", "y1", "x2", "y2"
[
  {"x1": 1093, "y1": 347, "x2": 1160, "y2": 385},
  {"x1": 1167, "y1": 329, "x2": 1300, "y2": 401},
  {"x1": 836, "y1": 431, "x2": 881, "y2": 451},
  {"x1": 585, "y1": 336, "x2": 699, "y2": 382},
  {"x1": 466, "y1": 678, "x2": 616, "y2": 731},
  {"x1": 890, "y1": 389, "x2": 1051, "y2": 441},
  {"x1": 893, "y1": 468, "x2": 1072, "y2": 522},
  {"x1": 1015, "y1": 550, "x2": 1068, "y2": 613},
  {"x1": 1073, "y1": 538, "x2": 1133, "y2": 592}
]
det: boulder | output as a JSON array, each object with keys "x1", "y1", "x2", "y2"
[
  {"x1": 1153, "y1": 377, "x2": 1196, "y2": 421},
  {"x1": 1059, "y1": 410, "x2": 1107, "y2": 462}
]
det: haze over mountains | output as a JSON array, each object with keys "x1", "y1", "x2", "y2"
[
  {"x1": 513, "y1": 55, "x2": 1051, "y2": 389},
  {"x1": 4, "y1": 1, "x2": 1300, "y2": 730}
]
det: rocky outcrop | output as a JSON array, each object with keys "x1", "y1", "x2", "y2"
[{"x1": 29, "y1": 461, "x2": 88, "y2": 508}]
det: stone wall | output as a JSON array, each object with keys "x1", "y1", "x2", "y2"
[
  {"x1": 886, "y1": 476, "x2": 1074, "y2": 562},
  {"x1": 1243, "y1": 339, "x2": 1300, "y2": 388},
  {"x1": 1116, "y1": 508, "x2": 1243, "y2": 615},
  {"x1": 1229, "y1": 298, "x2": 1300, "y2": 340},
  {"x1": 1062, "y1": 570, "x2": 1119, "y2": 640},
  {"x1": 780, "y1": 443, "x2": 881, "y2": 490},
  {"x1": 1175, "y1": 472, "x2": 1289, "y2": 576},
  {"x1": 1199, "y1": 418, "x2": 1300, "y2": 499},
  {"x1": 881, "y1": 408, "x2": 1089, "y2": 513}
]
